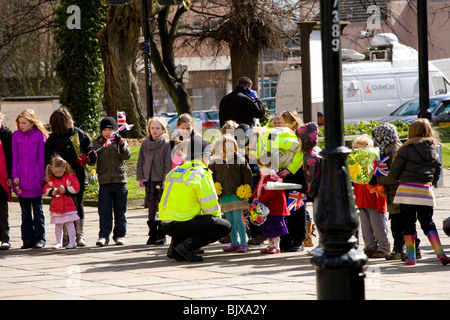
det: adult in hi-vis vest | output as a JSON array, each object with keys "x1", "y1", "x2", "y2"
[{"x1": 159, "y1": 135, "x2": 231, "y2": 262}]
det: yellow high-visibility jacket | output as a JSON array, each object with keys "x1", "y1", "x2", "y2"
[
  {"x1": 158, "y1": 159, "x2": 221, "y2": 222},
  {"x1": 250, "y1": 127, "x2": 303, "y2": 174}
]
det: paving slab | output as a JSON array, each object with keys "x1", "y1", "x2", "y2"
[{"x1": 1, "y1": 169, "x2": 449, "y2": 308}]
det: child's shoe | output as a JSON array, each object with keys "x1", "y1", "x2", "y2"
[
  {"x1": 96, "y1": 238, "x2": 108, "y2": 247},
  {"x1": 52, "y1": 243, "x2": 62, "y2": 249},
  {"x1": 223, "y1": 244, "x2": 239, "y2": 252},
  {"x1": 66, "y1": 243, "x2": 77, "y2": 249},
  {"x1": 385, "y1": 250, "x2": 405, "y2": 261},
  {"x1": 0, "y1": 242, "x2": 10, "y2": 250},
  {"x1": 261, "y1": 247, "x2": 280, "y2": 254},
  {"x1": 237, "y1": 244, "x2": 249, "y2": 253},
  {"x1": 438, "y1": 254, "x2": 450, "y2": 266},
  {"x1": 115, "y1": 237, "x2": 126, "y2": 245}
]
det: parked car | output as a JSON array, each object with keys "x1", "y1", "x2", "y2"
[
  {"x1": 167, "y1": 110, "x2": 221, "y2": 142},
  {"x1": 432, "y1": 98, "x2": 450, "y2": 127},
  {"x1": 378, "y1": 94, "x2": 450, "y2": 124},
  {"x1": 155, "y1": 112, "x2": 177, "y2": 124}
]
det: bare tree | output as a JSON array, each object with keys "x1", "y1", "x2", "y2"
[
  {"x1": 0, "y1": 0, "x2": 59, "y2": 97},
  {"x1": 182, "y1": 0, "x2": 300, "y2": 91}
]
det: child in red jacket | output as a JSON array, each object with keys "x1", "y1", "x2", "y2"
[
  {"x1": 352, "y1": 135, "x2": 390, "y2": 258},
  {"x1": 252, "y1": 159, "x2": 290, "y2": 254},
  {"x1": 44, "y1": 156, "x2": 80, "y2": 249}
]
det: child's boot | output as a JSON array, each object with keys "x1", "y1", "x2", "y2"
[
  {"x1": 403, "y1": 235, "x2": 416, "y2": 265},
  {"x1": 303, "y1": 221, "x2": 315, "y2": 247},
  {"x1": 74, "y1": 219, "x2": 86, "y2": 247},
  {"x1": 426, "y1": 230, "x2": 450, "y2": 266}
]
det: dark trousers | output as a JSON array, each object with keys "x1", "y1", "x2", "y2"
[
  {"x1": 18, "y1": 196, "x2": 45, "y2": 246},
  {"x1": 161, "y1": 215, "x2": 232, "y2": 250},
  {"x1": 400, "y1": 204, "x2": 436, "y2": 236},
  {"x1": 98, "y1": 183, "x2": 127, "y2": 241},
  {"x1": 390, "y1": 212, "x2": 420, "y2": 251},
  {"x1": 0, "y1": 202, "x2": 9, "y2": 243},
  {"x1": 281, "y1": 206, "x2": 306, "y2": 250},
  {"x1": 390, "y1": 213, "x2": 404, "y2": 252}
]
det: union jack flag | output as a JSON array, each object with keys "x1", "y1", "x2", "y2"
[
  {"x1": 287, "y1": 191, "x2": 307, "y2": 211},
  {"x1": 374, "y1": 156, "x2": 389, "y2": 176},
  {"x1": 117, "y1": 110, "x2": 134, "y2": 131},
  {"x1": 103, "y1": 130, "x2": 118, "y2": 147}
]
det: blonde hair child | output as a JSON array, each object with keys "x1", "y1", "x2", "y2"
[
  {"x1": 209, "y1": 134, "x2": 253, "y2": 252},
  {"x1": 15, "y1": 109, "x2": 49, "y2": 138},
  {"x1": 352, "y1": 133, "x2": 374, "y2": 149},
  {"x1": 137, "y1": 116, "x2": 173, "y2": 245},
  {"x1": 280, "y1": 110, "x2": 304, "y2": 131},
  {"x1": 12, "y1": 109, "x2": 48, "y2": 249},
  {"x1": 44, "y1": 156, "x2": 80, "y2": 249}
]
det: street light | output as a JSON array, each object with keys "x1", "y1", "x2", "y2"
[
  {"x1": 141, "y1": 0, "x2": 154, "y2": 119},
  {"x1": 310, "y1": 0, "x2": 367, "y2": 300},
  {"x1": 417, "y1": 0, "x2": 431, "y2": 120}
]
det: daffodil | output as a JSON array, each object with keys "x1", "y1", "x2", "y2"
[
  {"x1": 214, "y1": 182, "x2": 222, "y2": 196},
  {"x1": 236, "y1": 184, "x2": 252, "y2": 199}
]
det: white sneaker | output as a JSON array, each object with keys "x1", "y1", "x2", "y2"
[
  {"x1": 96, "y1": 238, "x2": 108, "y2": 247},
  {"x1": 307, "y1": 246, "x2": 323, "y2": 256},
  {"x1": 52, "y1": 243, "x2": 62, "y2": 249},
  {"x1": 66, "y1": 243, "x2": 77, "y2": 249},
  {"x1": 115, "y1": 237, "x2": 125, "y2": 245},
  {"x1": 1, "y1": 242, "x2": 10, "y2": 250}
]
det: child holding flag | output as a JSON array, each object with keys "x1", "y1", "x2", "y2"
[
  {"x1": 372, "y1": 123, "x2": 418, "y2": 261},
  {"x1": 92, "y1": 116, "x2": 131, "y2": 246},
  {"x1": 251, "y1": 158, "x2": 290, "y2": 254},
  {"x1": 351, "y1": 134, "x2": 390, "y2": 259}
]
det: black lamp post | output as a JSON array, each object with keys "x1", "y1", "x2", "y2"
[
  {"x1": 310, "y1": 0, "x2": 367, "y2": 300},
  {"x1": 417, "y1": 0, "x2": 431, "y2": 120},
  {"x1": 141, "y1": 0, "x2": 154, "y2": 119}
]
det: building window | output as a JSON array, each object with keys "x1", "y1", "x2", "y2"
[{"x1": 259, "y1": 76, "x2": 278, "y2": 98}]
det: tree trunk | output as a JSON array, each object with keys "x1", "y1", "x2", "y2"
[
  {"x1": 98, "y1": 2, "x2": 147, "y2": 138},
  {"x1": 230, "y1": 42, "x2": 260, "y2": 92}
]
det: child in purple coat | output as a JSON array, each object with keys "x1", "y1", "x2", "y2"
[{"x1": 12, "y1": 109, "x2": 48, "y2": 249}]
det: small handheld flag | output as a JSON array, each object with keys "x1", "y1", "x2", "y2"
[
  {"x1": 374, "y1": 156, "x2": 389, "y2": 177},
  {"x1": 287, "y1": 191, "x2": 307, "y2": 211},
  {"x1": 103, "y1": 130, "x2": 118, "y2": 147},
  {"x1": 117, "y1": 110, "x2": 134, "y2": 131}
]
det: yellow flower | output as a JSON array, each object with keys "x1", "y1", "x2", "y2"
[
  {"x1": 236, "y1": 184, "x2": 252, "y2": 199},
  {"x1": 349, "y1": 164, "x2": 362, "y2": 180},
  {"x1": 214, "y1": 182, "x2": 222, "y2": 196},
  {"x1": 91, "y1": 169, "x2": 96, "y2": 175}
]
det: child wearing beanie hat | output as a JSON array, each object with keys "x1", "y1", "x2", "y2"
[{"x1": 92, "y1": 116, "x2": 131, "y2": 247}]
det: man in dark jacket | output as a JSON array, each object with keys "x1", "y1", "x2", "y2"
[{"x1": 219, "y1": 76, "x2": 265, "y2": 127}]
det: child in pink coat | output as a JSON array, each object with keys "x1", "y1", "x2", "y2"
[{"x1": 44, "y1": 156, "x2": 80, "y2": 249}]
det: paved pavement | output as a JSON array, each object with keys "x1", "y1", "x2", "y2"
[{"x1": 0, "y1": 171, "x2": 449, "y2": 303}]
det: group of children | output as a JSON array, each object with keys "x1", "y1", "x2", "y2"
[
  {"x1": 352, "y1": 120, "x2": 449, "y2": 265},
  {"x1": 0, "y1": 105, "x2": 448, "y2": 266},
  {"x1": 134, "y1": 110, "x2": 319, "y2": 255},
  {"x1": 0, "y1": 107, "x2": 128, "y2": 250}
]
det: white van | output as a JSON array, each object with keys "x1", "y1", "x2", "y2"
[{"x1": 276, "y1": 33, "x2": 450, "y2": 124}]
